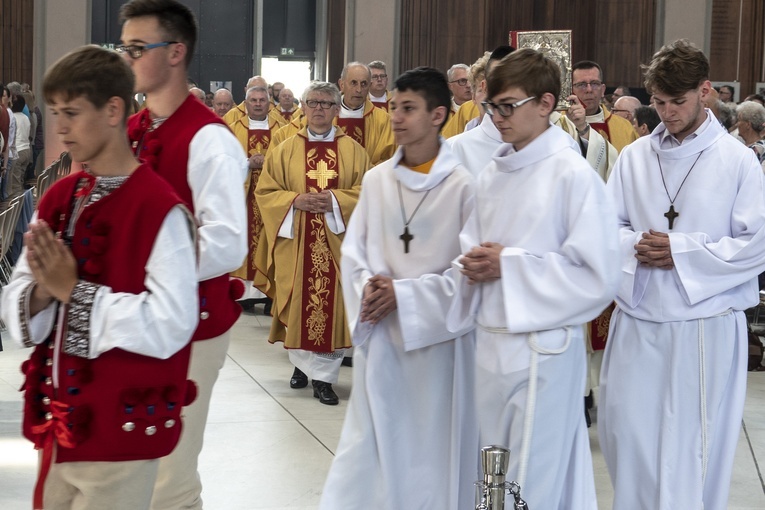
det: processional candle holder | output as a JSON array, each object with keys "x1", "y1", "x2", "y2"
[{"x1": 474, "y1": 445, "x2": 529, "y2": 510}]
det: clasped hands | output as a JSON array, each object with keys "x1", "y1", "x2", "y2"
[
  {"x1": 459, "y1": 242, "x2": 502, "y2": 284},
  {"x1": 634, "y1": 229, "x2": 674, "y2": 269},
  {"x1": 25, "y1": 221, "x2": 78, "y2": 307},
  {"x1": 248, "y1": 153, "x2": 264, "y2": 170},
  {"x1": 360, "y1": 275, "x2": 396, "y2": 324},
  {"x1": 294, "y1": 190, "x2": 333, "y2": 214}
]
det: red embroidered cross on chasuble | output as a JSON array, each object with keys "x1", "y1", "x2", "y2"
[{"x1": 300, "y1": 140, "x2": 340, "y2": 352}]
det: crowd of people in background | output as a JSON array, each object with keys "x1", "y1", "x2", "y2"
[
  {"x1": 0, "y1": 82, "x2": 45, "y2": 202},
  {"x1": 2, "y1": 0, "x2": 765, "y2": 509}
]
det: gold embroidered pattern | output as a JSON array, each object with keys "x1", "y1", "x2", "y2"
[
  {"x1": 248, "y1": 134, "x2": 270, "y2": 156},
  {"x1": 305, "y1": 217, "x2": 331, "y2": 346},
  {"x1": 594, "y1": 305, "x2": 614, "y2": 339}
]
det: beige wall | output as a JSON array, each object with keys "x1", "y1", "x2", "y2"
[
  {"x1": 351, "y1": 0, "x2": 398, "y2": 79},
  {"x1": 660, "y1": 0, "x2": 712, "y2": 53},
  {"x1": 35, "y1": 0, "x2": 92, "y2": 167}
]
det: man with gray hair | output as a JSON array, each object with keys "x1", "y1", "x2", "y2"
[
  {"x1": 446, "y1": 63, "x2": 472, "y2": 113},
  {"x1": 223, "y1": 75, "x2": 268, "y2": 125},
  {"x1": 736, "y1": 100, "x2": 765, "y2": 169},
  {"x1": 368, "y1": 60, "x2": 391, "y2": 110},
  {"x1": 255, "y1": 81, "x2": 370, "y2": 405},
  {"x1": 229, "y1": 86, "x2": 281, "y2": 311},
  {"x1": 337, "y1": 61, "x2": 395, "y2": 164}
]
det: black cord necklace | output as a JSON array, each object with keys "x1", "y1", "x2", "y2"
[{"x1": 656, "y1": 150, "x2": 704, "y2": 230}]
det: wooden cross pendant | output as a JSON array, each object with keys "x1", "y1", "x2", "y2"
[
  {"x1": 664, "y1": 205, "x2": 679, "y2": 230},
  {"x1": 400, "y1": 226, "x2": 413, "y2": 253}
]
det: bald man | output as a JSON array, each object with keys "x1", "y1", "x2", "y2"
[
  {"x1": 268, "y1": 87, "x2": 302, "y2": 126},
  {"x1": 189, "y1": 86, "x2": 205, "y2": 102},
  {"x1": 612, "y1": 95, "x2": 642, "y2": 124},
  {"x1": 212, "y1": 88, "x2": 234, "y2": 117},
  {"x1": 224, "y1": 75, "x2": 269, "y2": 125}
]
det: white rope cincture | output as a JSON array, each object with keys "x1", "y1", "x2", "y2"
[
  {"x1": 698, "y1": 318, "x2": 709, "y2": 485},
  {"x1": 517, "y1": 327, "x2": 573, "y2": 489}
]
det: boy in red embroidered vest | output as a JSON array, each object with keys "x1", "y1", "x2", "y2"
[
  {"x1": 1, "y1": 45, "x2": 199, "y2": 510},
  {"x1": 118, "y1": 1, "x2": 248, "y2": 507}
]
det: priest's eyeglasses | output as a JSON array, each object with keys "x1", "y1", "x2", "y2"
[
  {"x1": 305, "y1": 99, "x2": 336, "y2": 109},
  {"x1": 483, "y1": 96, "x2": 537, "y2": 118},
  {"x1": 572, "y1": 81, "x2": 603, "y2": 90},
  {"x1": 449, "y1": 78, "x2": 469, "y2": 86},
  {"x1": 115, "y1": 41, "x2": 178, "y2": 59}
]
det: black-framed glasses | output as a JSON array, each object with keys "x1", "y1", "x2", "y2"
[
  {"x1": 372, "y1": 74, "x2": 387, "y2": 81},
  {"x1": 115, "y1": 41, "x2": 178, "y2": 59},
  {"x1": 305, "y1": 99, "x2": 336, "y2": 109},
  {"x1": 572, "y1": 81, "x2": 603, "y2": 90},
  {"x1": 449, "y1": 78, "x2": 469, "y2": 86},
  {"x1": 483, "y1": 96, "x2": 537, "y2": 118}
]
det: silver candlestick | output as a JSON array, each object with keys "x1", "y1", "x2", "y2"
[{"x1": 475, "y1": 445, "x2": 529, "y2": 510}]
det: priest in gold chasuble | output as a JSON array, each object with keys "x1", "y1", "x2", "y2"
[
  {"x1": 336, "y1": 62, "x2": 395, "y2": 165},
  {"x1": 229, "y1": 86, "x2": 281, "y2": 294},
  {"x1": 254, "y1": 82, "x2": 370, "y2": 404}
]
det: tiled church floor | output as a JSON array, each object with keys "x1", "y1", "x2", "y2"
[{"x1": 1, "y1": 309, "x2": 764, "y2": 509}]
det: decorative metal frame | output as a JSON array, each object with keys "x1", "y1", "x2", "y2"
[{"x1": 509, "y1": 30, "x2": 573, "y2": 111}]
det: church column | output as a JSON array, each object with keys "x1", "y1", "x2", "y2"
[{"x1": 35, "y1": 0, "x2": 92, "y2": 168}]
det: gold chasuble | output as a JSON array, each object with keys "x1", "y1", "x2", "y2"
[
  {"x1": 334, "y1": 99, "x2": 395, "y2": 165},
  {"x1": 279, "y1": 106, "x2": 302, "y2": 123},
  {"x1": 583, "y1": 106, "x2": 638, "y2": 153},
  {"x1": 272, "y1": 117, "x2": 307, "y2": 147},
  {"x1": 254, "y1": 128, "x2": 370, "y2": 351},
  {"x1": 441, "y1": 101, "x2": 480, "y2": 138},
  {"x1": 369, "y1": 91, "x2": 393, "y2": 111},
  {"x1": 229, "y1": 117, "x2": 280, "y2": 280},
  {"x1": 336, "y1": 117, "x2": 365, "y2": 146},
  {"x1": 223, "y1": 100, "x2": 246, "y2": 126}
]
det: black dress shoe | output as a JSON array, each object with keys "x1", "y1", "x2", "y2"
[
  {"x1": 290, "y1": 367, "x2": 308, "y2": 389},
  {"x1": 341, "y1": 356, "x2": 353, "y2": 367},
  {"x1": 312, "y1": 380, "x2": 339, "y2": 405},
  {"x1": 238, "y1": 298, "x2": 256, "y2": 312},
  {"x1": 584, "y1": 405, "x2": 592, "y2": 428},
  {"x1": 263, "y1": 297, "x2": 272, "y2": 316}
]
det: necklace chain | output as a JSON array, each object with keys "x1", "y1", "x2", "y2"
[
  {"x1": 397, "y1": 181, "x2": 431, "y2": 227},
  {"x1": 656, "y1": 151, "x2": 704, "y2": 204}
]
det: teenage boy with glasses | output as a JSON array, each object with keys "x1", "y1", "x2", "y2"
[{"x1": 450, "y1": 48, "x2": 621, "y2": 509}]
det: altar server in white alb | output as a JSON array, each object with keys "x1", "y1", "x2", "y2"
[
  {"x1": 599, "y1": 39, "x2": 765, "y2": 510},
  {"x1": 450, "y1": 48, "x2": 620, "y2": 509},
  {"x1": 320, "y1": 67, "x2": 478, "y2": 510}
]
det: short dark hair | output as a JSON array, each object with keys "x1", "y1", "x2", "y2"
[
  {"x1": 634, "y1": 105, "x2": 661, "y2": 133},
  {"x1": 642, "y1": 39, "x2": 709, "y2": 97},
  {"x1": 394, "y1": 67, "x2": 451, "y2": 130},
  {"x1": 43, "y1": 45, "x2": 135, "y2": 122},
  {"x1": 486, "y1": 46, "x2": 516, "y2": 78},
  {"x1": 120, "y1": 0, "x2": 197, "y2": 67},
  {"x1": 572, "y1": 60, "x2": 603, "y2": 81},
  {"x1": 487, "y1": 48, "x2": 561, "y2": 109},
  {"x1": 11, "y1": 94, "x2": 25, "y2": 113},
  {"x1": 489, "y1": 46, "x2": 515, "y2": 63}
]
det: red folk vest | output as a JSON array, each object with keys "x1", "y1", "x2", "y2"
[
  {"x1": 127, "y1": 95, "x2": 242, "y2": 341},
  {"x1": 23, "y1": 165, "x2": 196, "y2": 463}
]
